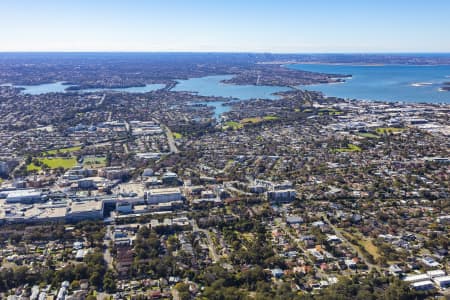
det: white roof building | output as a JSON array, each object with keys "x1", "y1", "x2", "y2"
[
  {"x1": 66, "y1": 201, "x2": 103, "y2": 221},
  {"x1": 6, "y1": 189, "x2": 42, "y2": 204},
  {"x1": 411, "y1": 280, "x2": 434, "y2": 291},
  {"x1": 433, "y1": 276, "x2": 450, "y2": 288},
  {"x1": 427, "y1": 270, "x2": 446, "y2": 278},
  {"x1": 403, "y1": 274, "x2": 430, "y2": 283},
  {"x1": 147, "y1": 187, "x2": 182, "y2": 204}
]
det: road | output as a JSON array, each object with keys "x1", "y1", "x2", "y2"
[
  {"x1": 148, "y1": 117, "x2": 178, "y2": 154},
  {"x1": 277, "y1": 218, "x2": 313, "y2": 265},
  {"x1": 11, "y1": 160, "x2": 26, "y2": 179},
  {"x1": 191, "y1": 219, "x2": 219, "y2": 262},
  {"x1": 97, "y1": 292, "x2": 112, "y2": 300},
  {"x1": 123, "y1": 143, "x2": 130, "y2": 154},
  {"x1": 122, "y1": 121, "x2": 131, "y2": 154},
  {"x1": 171, "y1": 288, "x2": 180, "y2": 300},
  {"x1": 161, "y1": 124, "x2": 179, "y2": 154},
  {"x1": 85, "y1": 138, "x2": 128, "y2": 150},
  {"x1": 124, "y1": 121, "x2": 131, "y2": 133},
  {"x1": 321, "y1": 214, "x2": 380, "y2": 273},
  {"x1": 97, "y1": 93, "x2": 106, "y2": 107},
  {"x1": 103, "y1": 225, "x2": 114, "y2": 270}
]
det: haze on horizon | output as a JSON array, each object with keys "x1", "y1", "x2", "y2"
[{"x1": 1, "y1": 0, "x2": 450, "y2": 53}]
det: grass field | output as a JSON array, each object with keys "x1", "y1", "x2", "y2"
[
  {"x1": 43, "y1": 146, "x2": 82, "y2": 155},
  {"x1": 241, "y1": 117, "x2": 262, "y2": 124},
  {"x1": 224, "y1": 121, "x2": 243, "y2": 130},
  {"x1": 27, "y1": 157, "x2": 78, "y2": 171},
  {"x1": 83, "y1": 155, "x2": 107, "y2": 167},
  {"x1": 376, "y1": 127, "x2": 404, "y2": 134},
  {"x1": 42, "y1": 157, "x2": 77, "y2": 169},
  {"x1": 224, "y1": 115, "x2": 279, "y2": 130},
  {"x1": 26, "y1": 163, "x2": 41, "y2": 172},
  {"x1": 262, "y1": 115, "x2": 279, "y2": 121},
  {"x1": 329, "y1": 111, "x2": 343, "y2": 115},
  {"x1": 359, "y1": 238, "x2": 381, "y2": 259},
  {"x1": 343, "y1": 229, "x2": 380, "y2": 260},
  {"x1": 334, "y1": 143, "x2": 362, "y2": 152},
  {"x1": 172, "y1": 132, "x2": 183, "y2": 139}
]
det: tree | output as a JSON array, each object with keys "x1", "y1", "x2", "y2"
[
  {"x1": 89, "y1": 271, "x2": 102, "y2": 288},
  {"x1": 175, "y1": 282, "x2": 191, "y2": 300},
  {"x1": 103, "y1": 270, "x2": 116, "y2": 293},
  {"x1": 70, "y1": 280, "x2": 80, "y2": 290}
]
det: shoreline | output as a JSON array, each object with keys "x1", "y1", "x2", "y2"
[
  {"x1": 410, "y1": 82, "x2": 433, "y2": 87},
  {"x1": 276, "y1": 61, "x2": 450, "y2": 67},
  {"x1": 265, "y1": 61, "x2": 386, "y2": 66}
]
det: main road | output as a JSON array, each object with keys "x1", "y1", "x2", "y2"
[
  {"x1": 161, "y1": 124, "x2": 179, "y2": 154},
  {"x1": 321, "y1": 214, "x2": 380, "y2": 273},
  {"x1": 103, "y1": 225, "x2": 114, "y2": 270},
  {"x1": 191, "y1": 219, "x2": 219, "y2": 262}
]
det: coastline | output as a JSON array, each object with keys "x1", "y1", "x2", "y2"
[
  {"x1": 286, "y1": 62, "x2": 386, "y2": 67},
  {"x1": 410, "y1": 82, "x2": 433, "y2": 87},
  {"x1": 277, "y1": 61, "x2": 450, "y2": 67},
  {"x1": 264, "y1": 61, "x2": 386, "y2": 66}
]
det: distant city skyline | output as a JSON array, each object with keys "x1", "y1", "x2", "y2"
[{"x1": 1, "y1": 0, "x2": 450, "y2": 52}]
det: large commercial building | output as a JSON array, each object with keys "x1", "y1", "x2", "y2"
[
  {"x1": 147, "y1": 187, "x2": 182, "y2": 204},
  {"x1": 0, "y1": 201, "x2": 67, "y2": 224},
  {"x1": 267, "y1": 189, "x2": 296, "y2": 203},
  {"x1": 5, "y1": 189, "x2": 43, "y2": 204},
  {"x1": 98, "y1": 167, "x2": 131, "y2": 181},
  {"x1": 0, "y1": 196, "x2": 108, "y2": 224},
  {"x1": 66, "y1": 201, "x2": 104, "y2": 221}
]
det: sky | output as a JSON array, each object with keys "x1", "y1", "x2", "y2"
[{"x1": 1, "y1": 0, "x2": 450, "y2": 53}]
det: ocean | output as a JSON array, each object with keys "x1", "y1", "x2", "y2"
[{"x1": 288, "y1": 63, "x2": 450, "y2": 104}]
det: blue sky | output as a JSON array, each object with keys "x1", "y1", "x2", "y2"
[{"x1": 1, "y1": 0, "x2": 450, "y2": 52}]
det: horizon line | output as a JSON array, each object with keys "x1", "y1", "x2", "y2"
[{"x1": 1, "y1": 50, "x2": 450, "y2": 55}]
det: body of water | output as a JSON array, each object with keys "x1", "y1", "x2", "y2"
[
  {"x1": 192, "y1": 101, "x2": 231, "y2": 120},
  {"x1": 288, "y1": 64, "x2": 450, "y2": 103},
  {"x1": 172, "y1": 75, "x2": 290, "y2": 100},
  {"x1": 80, "y1": 84, "x2": 165, "y2": 93},
  {"x1": 173, "y1": 75, "x2": 292, "y2": 119},
  {"x1": 13, "y1": 65, "x2": 449, "y2": 121},
  {"x1": 17, "y1": 82, "x2": 69, "y2": 95},
  {"x1": 15, "y1": 82, "x2": 165, "y2": 95},
  {"x1": 10, "y1": 66, "x2": 450, "y2": 104}
]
